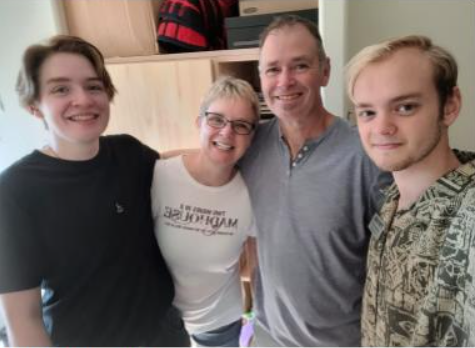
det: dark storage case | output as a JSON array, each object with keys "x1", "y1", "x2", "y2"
[{"x1": 225, "y1": 9, "x2": 318, "y2": 49}]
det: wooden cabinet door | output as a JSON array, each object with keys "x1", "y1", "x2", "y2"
[
  {"x1": 106, "y1": 59, "x2": 214, "y2": 152},
  {"x1": 62, "y1": 0, "x2": 161, "y2": 57}
]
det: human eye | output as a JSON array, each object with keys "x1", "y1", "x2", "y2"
[
  {"x1": 206, "y1": 113, "x2": 226, "y2": 127},
  {"x1": 396, "y1": 102, "x2": 419, "y2": 116},
  {"x1": 264, "y1": 66, "x2": 280, "y2": 76},
  {"x1": 86, "y1": 82, "x2": 105, "y2": 93},
  {"x1": 356, "y1": 108, "x2": 376, "y2": 120},
  {"x1": 233, "y1": 121, "x2": 254, "y2": 135},
  {"x1": 294, "y1": 63, "x2": 310, "y2": 72},
  {"x1": 50, "y1": 85, "x2": 69, "y2": 95}
]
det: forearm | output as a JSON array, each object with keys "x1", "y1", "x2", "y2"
[
  {"x1": 0, "y1": 288, "x2": 52, "y2": 347},
  {"x1": 160, "y1": 148, "x2": 198, "y2": 159},
  {"x1": 5, "y1": 319, "x2": 51, "y2": 347}
]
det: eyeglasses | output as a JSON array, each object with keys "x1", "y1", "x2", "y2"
[{"x1": 204, "y1": 112, "x2": 256, "y2": 135}]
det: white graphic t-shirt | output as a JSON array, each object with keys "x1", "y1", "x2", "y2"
[{"x1": 151, "y1": 156, "x2": 256, "y2": 334}]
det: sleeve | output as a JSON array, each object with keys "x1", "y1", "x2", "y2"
[
  {"x1": 138, "y1": 139, "x2": 160, "y2": 162},
  {"x1": 128, "y1": 135, "x2": 159, "y2": 168},
  {"x1": 121, "y1": 134, "x2": 159, "y2": 190},
  {"x1": 0, "y1": 182, "x2": 43, "y2": 293},
  {"x1": 462, "y1": 188, "x2": 475, "y2": 341}
]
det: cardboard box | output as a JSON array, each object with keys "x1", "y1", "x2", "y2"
[
  {"x1": 226, "y1": 9, "x2": 318, "y2": 49},
  {"x1": 62, "y1": 0, "x2": 162, "y2": 58},
  {"x1": 239, "y1": 0, "x2": 318, "y2": 16}
]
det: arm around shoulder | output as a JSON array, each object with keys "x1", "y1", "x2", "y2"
[{"x1": 0, "y1": 287, "x2": 51, "y2": 347}]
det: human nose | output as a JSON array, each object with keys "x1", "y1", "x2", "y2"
[
  {"x1": 71, "y1": 88, "x2": 94, "y2": 106},
  {"x1": 218, "y1": 121, "x2": 234, "y2": 136},
  {"x1": 375, "y1": 113, "x2": 397, "y2": 136},
  {"x1": 277, "y1": 68, "x2": 295, "y2": 88}
]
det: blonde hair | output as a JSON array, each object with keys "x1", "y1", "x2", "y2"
[
  {"x1": 199, "y1": 76, "x2": 260, "y2": 123},
  {"x1": 346, "y1": 35, "x2": 458, "y2": 107}
]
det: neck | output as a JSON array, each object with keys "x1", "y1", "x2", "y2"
[
  {"x1": 394, "y1": 146, "x2": 460, "y2": 210},
  {"x1": 279, "y1": 110, "x2": 334, "y2": 159},
  {"x1": 183, "y1": 152, "x2": 236, "y2": 187},
  {"x1": 43, "y1": 140, "x2": 100, "y2": 161}
]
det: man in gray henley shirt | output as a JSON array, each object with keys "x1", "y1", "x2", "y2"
[{"x1": 239, "y1": 15, "x2": 387, "y2": 347}]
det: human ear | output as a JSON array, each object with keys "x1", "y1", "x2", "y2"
[
  {"x1": 442, "y1": 86, "x2": 461, "y2": 127},
  {"x1": 321, "y1": 57, "x2": 331, "y2": 87},
  {"x1": 195, "y1": 116, "x2": 202, "y2": 129},
  {"x1": 27, "y1": 105, "x2": 43, "y2": 119},
  {"x1": 28, "y1": 104, "x2": 49, "y2": 129}
]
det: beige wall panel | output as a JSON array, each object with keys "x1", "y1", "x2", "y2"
[{"x1": 106, "y1": 59, "x2": 213, "y2": 152}]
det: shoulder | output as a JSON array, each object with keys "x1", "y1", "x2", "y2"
[
  {"x1": 325, "y1": 118, "x2": 376, "y2": 171},
  {"x1": 329, "y1": 117, "x2": 366, "y2": 153},
  {"x1": 152, "y1": 156, "x2": 186, "y2": 185},
  {"x1": 154, "y1": 156, "x2": 182, "y2": 174},
  {"x1": 101, "y1": 134, "x2": 159, "y2": 165},
  {"x1": 251, "y1": 118, "x2": 279, "y2": 148},
  {"x1": 0, "y1": 152, "x2": 41, "y2": 193},
  {"x1": 329, "y1": 118, "x2": 392, "y2": 195},
  {"x1": 101, "y1": 134, "x2": 156, "y2": 153},
  {"x1": 440, "y1": 173, "x2": 475, "y2": 238},
  {"x1": 240, "y1": 118, "x2": 278, "y2": 168},
  {"x1": 450, "y1": 155, "x2": 475, "y2": 204},
  {"x1": 459, "y1": 183, "x2": 475, "y2": 210}
]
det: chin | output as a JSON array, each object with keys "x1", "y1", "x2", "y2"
[
  {"x1": 209, "y1": 154, "x2": 235, "y2": 167},
  {"x1": 76, "y1": 133, "x2": 104, "y2": 144},
  {"x1": 374, "y1": 159, "x2": 412, "y2": 172}
]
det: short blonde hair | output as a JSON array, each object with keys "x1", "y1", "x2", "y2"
[
  {"x1": 199, "y1": 76, "x2": 260, "y2": 123},
  {"x1": 346, "y1": 35, "x2": 458, "y2": 107}
]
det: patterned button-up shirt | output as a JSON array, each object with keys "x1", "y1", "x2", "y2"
[{"x1": 362, "y1": 151, "x2": 475, "y2": 346}]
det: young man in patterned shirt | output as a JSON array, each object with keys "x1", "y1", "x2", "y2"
[{"x1": 346, "y1": 35, "x2": 475, "y2": 346}]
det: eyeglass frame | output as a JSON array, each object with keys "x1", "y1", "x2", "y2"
[{"x1": 203, "y1": 111, "x2": 256, "y2": 135}]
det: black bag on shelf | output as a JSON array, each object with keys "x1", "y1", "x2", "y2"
[{"x1": 157, "y1": 0, "x2": 238, "y2": 53}]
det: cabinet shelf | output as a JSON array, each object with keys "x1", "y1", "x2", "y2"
[{"x1": 105, "y1": 48, "x2": 259, "y2": 65}]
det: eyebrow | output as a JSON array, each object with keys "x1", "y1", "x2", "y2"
[
  {"x1": 205, "y1": 111, "x2": 254, "y2": 123},
  {"x1": 205, "y1": 111, "x2": 224, "y2": 117},
  {"x1": 45, "y1": 77, "x2": 102, "y2": 85},
  {"x1": 262, "y1": 55, "x2": 313, "y2": 67},
  {"x1": 355, "y1": 93, "x2": 423, "y2": 108}
]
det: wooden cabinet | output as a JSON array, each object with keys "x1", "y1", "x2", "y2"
[
  {"x1": 106, "y1": 59, "x2": 214, "y2": 152},
  {"x1": 57, "y1": 0, "x2": 262, "y2": 152},
  {"x1": 60, "y1": 0, "x2": 162, "y2": 58},
  {"x1": 105, "y1": 49, "x2": 259, "y2": 152}
]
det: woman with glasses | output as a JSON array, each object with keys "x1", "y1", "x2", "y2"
[{"x1": 151, "y1": 76, "x2": 259, "y2": 347}]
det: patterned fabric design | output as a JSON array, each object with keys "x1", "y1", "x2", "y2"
[{"x1": 362, "y1": 151, "x2": 475, "y2": 346}]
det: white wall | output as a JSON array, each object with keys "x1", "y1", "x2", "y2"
[
  {"x1": 0, "y1": 0, "x2": 60, "y2": 328},
  {"x1": 321, "y1": 0, "x2": 475, "y2": 151},
  {"x1": 0, "y1": 0, "x2": 60, "y2": 172},
  {"x1": 319, "y1": 0, "x2": 348, "y2": 119}
]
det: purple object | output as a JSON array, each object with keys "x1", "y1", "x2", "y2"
[{"x1": 239, "y1": 320, "x2": 254, "y2": 347}]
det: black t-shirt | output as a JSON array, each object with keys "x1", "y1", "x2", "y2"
[{"x1": 0, "y1": 135, "x2": 176, "y2": 346}]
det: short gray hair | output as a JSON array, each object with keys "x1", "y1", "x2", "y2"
[{"x1": 199, "y1": 76, "x2": 260, "y2": 123}]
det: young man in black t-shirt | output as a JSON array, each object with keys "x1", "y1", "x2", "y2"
[{"x1": 0, "y1": 35, "x2": 189, "y2": 347}]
